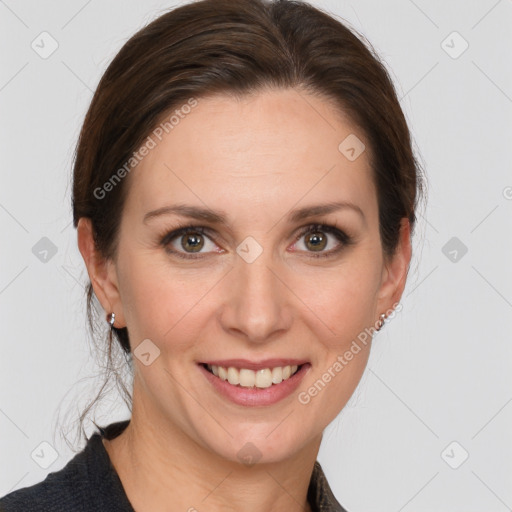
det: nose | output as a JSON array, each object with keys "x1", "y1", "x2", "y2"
[{"x1": 218, "y1": 248, "x2": 293, "y2": 345}]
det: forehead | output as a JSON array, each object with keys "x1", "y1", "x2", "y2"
[{"x1": 126, "y1": 88, "x2": 376, "y2": 221}]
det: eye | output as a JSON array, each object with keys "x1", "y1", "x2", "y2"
[
  {"x1": 292, "y1": 223, "x2": 352, "y2": 258},
  {"x1": 160, "y1": 225, "x2": 220, "y2": 259},
  {"x1": 159, "y1": 222, "x2": 353, "y2": 260}
]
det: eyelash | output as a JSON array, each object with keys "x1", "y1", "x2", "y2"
[{"x1": 159, "y1": 222, "x2": 353, "y2": 260}]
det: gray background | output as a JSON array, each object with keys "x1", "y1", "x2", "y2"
[{"x1": 1, "y1": 0, "x2": 511, "y2": 510}]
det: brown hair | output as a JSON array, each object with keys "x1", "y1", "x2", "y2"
[{"x1": 69, "y1": 0, "x2": 426, "y2": 445}]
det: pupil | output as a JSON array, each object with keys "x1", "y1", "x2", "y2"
[
  {"x1": 307, "y1": 232, "x2": 326, "y2": 251},
  {"x1": 183, "y1": 233, "x2": 204, "y2": 252}
]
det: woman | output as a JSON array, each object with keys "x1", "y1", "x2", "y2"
[{"x1": 0, "y1": 0, "x2": 424, "y2": 510}]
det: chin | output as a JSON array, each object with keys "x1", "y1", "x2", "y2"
[{"x1": 198, "y1": 423, "x2": 316, "y2": 467}]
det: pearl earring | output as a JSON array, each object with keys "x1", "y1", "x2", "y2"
[
  {"x1": 106, "y1": 312, "x2": 115, "y2": 328},
  {"x1": 376, "y1": 313, "x2": 387, "y2": 331}
]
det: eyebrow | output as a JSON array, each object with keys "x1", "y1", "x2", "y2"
[{"x1": 143, "y1": 201, "x2": 366, "y2": 226}]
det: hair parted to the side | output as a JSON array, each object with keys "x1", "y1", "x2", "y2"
[{"x1": 66, "y1": 0, "x2": 426, "y2": 449}]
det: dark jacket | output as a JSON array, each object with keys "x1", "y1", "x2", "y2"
[{"x1": 0, "y1": 420, "x2": 347, "y2": 511}]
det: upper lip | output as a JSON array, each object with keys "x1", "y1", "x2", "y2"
[{"x1": 199, "y1": 358, "x2": 309, "y2": 371}]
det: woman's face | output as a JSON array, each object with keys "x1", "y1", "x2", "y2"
[{"x1": 88, "y1": 88, "x2": 409, "y2": 463}]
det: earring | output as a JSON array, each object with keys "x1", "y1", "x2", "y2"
[
  {"x1": 107, "y1": 312, "x2": 115, "y2": 328},
  {"x1": 376, "y1": 313, "x2": 386, "y2": 331}
]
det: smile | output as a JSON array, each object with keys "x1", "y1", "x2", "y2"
[
  {"x1": 198, "y1": 360, "x2": 311, "y2": 406},
  {"x1": 204, "y1": 363, "x2": 301, "y2": 388}
]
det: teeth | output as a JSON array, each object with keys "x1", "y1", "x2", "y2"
[
  {"x1": 206, "y1": 364, "x2": 300, "y2": 388},
  {"x1": 271, "y1": 366, "x2": 283, "y2": 384},
  {"x1": 227, "y1": 367, "x2": 239, "y2": 385},
  {"x1": 255, "y1": 369, "x2": 272, "y2": 388},
  {"x1": 239, "y1": 368, "x2": 255, "y2": 387},
  {"x1": 218, "y1": 366, "x2": 228, "y2": 381}
]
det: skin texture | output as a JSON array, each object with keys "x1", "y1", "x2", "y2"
[{"x1": 77, "y1": 87, "x2": 411, "y2": 512}]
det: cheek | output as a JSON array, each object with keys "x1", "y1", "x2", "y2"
[
  {"x1": 116, "y1": 250, "x2": 217, "y2": 349},
  {"x1": 297, "y1": 254, "x2": 381, "y2": 416},
  {"x1": 297, "y1": 268, "x2": 376, "y2": 419},
  {"x1": 292, "y1": 258, "x2": 381, "y2": 347}
]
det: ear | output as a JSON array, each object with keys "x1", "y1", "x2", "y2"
[
  {"x1": 77, "y1": 217, "x2": 126, "y2": 328},
  {"x1": 375, "y1": 218, "x2": 412, "y2": 320}
]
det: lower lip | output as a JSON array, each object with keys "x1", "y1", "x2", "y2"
[{"x1": 198, "y1": 363, "x2": 310, "y2": 407}]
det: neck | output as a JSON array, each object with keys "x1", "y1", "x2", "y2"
[{"x1": 103, "y1": 388, "x2": 320, "y2": 512}]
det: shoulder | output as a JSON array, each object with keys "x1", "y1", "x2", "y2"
[
  {"x1": 309, "y1": 461, "x2": 350, "y2": 512},
  {"x1": 0, "y1": 420, "x2": 131, "y2": 512},
  {"x1": 0, "y1": 446, "x2": 89, "y2": 511}
]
